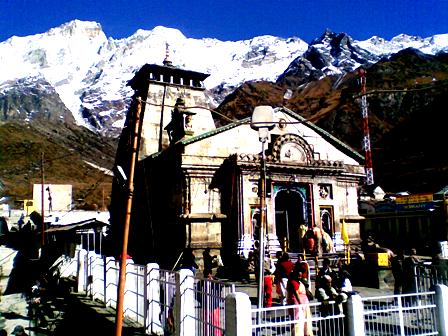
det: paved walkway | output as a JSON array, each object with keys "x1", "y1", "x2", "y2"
[
  {"x1": 0, "y1": 292, "x2": 146, "y2": 336},
  {"x1": 234, "y1": 281, "x2": 393, "y2": 306}
]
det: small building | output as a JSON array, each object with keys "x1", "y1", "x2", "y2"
[
  {"x1": 33, "y1": 183, "x2": 73, "y2": 212},
  {"x1": 359, "y1": 187, "x2": 448, "y2": 254},
  {"x1": 109, "y1": 59, "x2": 366, "y2": 268}
]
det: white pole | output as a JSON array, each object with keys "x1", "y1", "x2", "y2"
[{"x1": 257, "y1": 140, "x2": 267, "y2": 309}]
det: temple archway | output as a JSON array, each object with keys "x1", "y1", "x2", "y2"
[{"x1": 274, "y1": 189, "x2": 306, "y2": 252}]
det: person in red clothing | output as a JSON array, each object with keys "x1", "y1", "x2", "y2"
[
  {"x1": 294, "y1": 254, "x2": 310, "y2": 286},
  {"x1": 274, "y1": 252, "x2": 294, "y2": 305},
  {"x1": 264, "y1": 271, "x2": 273, "y2": 307},
  {"x1": 287, "y1": 267, "x2": 313, "y2": 336},
  {"x1": 263, "y1": 252, "x2": 275, "y2": 307},
  {"x1": 304, "y1": 228, "x2": 316, "y2": 256}
]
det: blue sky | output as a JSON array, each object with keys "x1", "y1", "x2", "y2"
[{"x1": 1, "y1": 0, "x2": 447, "y2": 43}]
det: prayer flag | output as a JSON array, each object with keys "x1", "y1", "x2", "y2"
[{"x1": 341, "y1": 219, "x2": 350, "y2": 245}]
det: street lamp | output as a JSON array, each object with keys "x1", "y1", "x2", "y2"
[{"x1": 251, "y1": 106, "x2": 275, "y2": 309}]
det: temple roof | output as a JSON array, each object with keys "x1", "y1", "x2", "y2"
[{"x1": 127, "y1": 63, "x2": 209, "y2": 90}]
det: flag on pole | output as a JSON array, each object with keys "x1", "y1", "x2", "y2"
[{"x1": 341, "y1": 219, "x2": 350, "y2": 245}]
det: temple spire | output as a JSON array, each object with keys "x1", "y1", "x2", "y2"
[{"x1": 163, "y1": 43, "x2": 173, "y2": 67}]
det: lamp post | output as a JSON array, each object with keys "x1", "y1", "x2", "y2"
[{"x1": 251, "y1": 106, "x2": 275, "y2": 309}]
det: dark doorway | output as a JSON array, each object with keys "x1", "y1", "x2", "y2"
[
  {"x1": 251, "y1": 209, "x2": 261, "y2": 242},
  {"x1": 320, "y1": 206, "x2": 334, "y2": 236},
  {"x1": 275, "y1": 189, "x2": 305, "y2": 252}
]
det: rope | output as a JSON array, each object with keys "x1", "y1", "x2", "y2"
[{"x1": 353, "y1": 81, "x2": 448, "y2": 99}]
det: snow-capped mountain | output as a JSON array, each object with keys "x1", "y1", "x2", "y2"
[
  {"x1": 277, "y1": 29, "x2": 448, "y2": 87},
  {"x1": 277, "y1": 30, "x2": 380, "y2": 87},
  {"x1": 355, "y1": 33, "x2": 448, "y2": 56},
  {"x1": 0, "y1": 20, "x2": 447, "y2": 136},
  {"x1": 0, "y1": 20, "x2": 307, "y2": 134}
]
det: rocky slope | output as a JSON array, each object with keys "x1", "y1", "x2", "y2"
[{"x1": 0, "y1": 121, "x2": 116, "y2": 207}]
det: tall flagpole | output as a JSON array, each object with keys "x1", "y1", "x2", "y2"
[
  {"x1": 115, "y1": 97, "x2": 142, "y2": 336},
  {"x1": 41, "y1": 152, "x2": 45, "y2": 246}
]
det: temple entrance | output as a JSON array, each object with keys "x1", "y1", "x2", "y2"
[{"x1": 275, "y1": 189, "x2": 305, "y2": 252}]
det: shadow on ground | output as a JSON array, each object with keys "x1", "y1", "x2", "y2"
[{"x1": 52, "y1": 294, "x2": 146, "y2": 336}]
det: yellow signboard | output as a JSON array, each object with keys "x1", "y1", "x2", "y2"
[
  {"x1": 377, "y1": 253, "x2": 389, "y2": 267},
  {"x1": 395, "y1": 193, "x2": 433, "y2": 204}
]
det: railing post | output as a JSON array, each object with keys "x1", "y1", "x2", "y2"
[
  {"x1": 436, "y1": 284, "x2": 448, "y2": 336},
  {"x1": 178, "y1": 269, "x2": 195, "y2": 336},
  {"x1": 105, "y1": 257, "x2": 119, "y2": 308},
  {"x1": 145, "y1": 263, "x2": 164, "y2": 336},
  {"x1": 103, "y1": 255, "x2": 107, "y2": 304},
  {"x1": 346, "y1": 294, "x2": 365, "y2": 336},
  {"x1": 143, "y1": 265, "x2": 148, "y2": 331},
  {"x1": 225, "y1": 292, "x2": 252, "y2": 336},
  {"x1": 123, "y1": 260, "x2": 134, "y2": 320},
  {"x1": 91, "y1": 254, "x2": 103, "y2": 301},
  {"x1": 77, "y1": 249, "x2": 88, "y2": 293},
  {"x1": 174, "y1": 272, "x2": 181, "y2": 336}
]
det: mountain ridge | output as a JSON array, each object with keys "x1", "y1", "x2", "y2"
[
  {"x1": 1, "y1": 20, "x2": 448, "y2": 203},
  {"x1": 1, "y1": 20, "x2": 447, "y2": 136}
]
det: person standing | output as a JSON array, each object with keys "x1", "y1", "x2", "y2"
[
  {"x1": 391, "y1": 249, "x2": 405, "y2": 295},
  {"x1": 304, "y1": 229, "x2": 316, "y2": 256},
  {"x1": 263, "y1": 252, "x2": 276, "y2": 307},
  {"x1": 294, "y1": 254, "x2": 311, "y2": 288},
  {"x1": 274, "y1": 252, "x2": 294, "y2": 305},
  {"x1": 286, "y1": 267, "x2": 313, "y2": 336},
  {"x1": 180, "y1": 248, "x2": 199, "y2": 275},
  {"x1": 298, "y1": 224, "x2": 308, "y2": 254},
  {"x1": 403, "y1": 248, "x2": 420, "y2": 295},
  {"x1": 203, "y1": 248, "x2": 217, "y2": 277}
]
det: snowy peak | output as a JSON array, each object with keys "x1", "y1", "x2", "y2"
[
  {"x1": 277, "y1": 29, "x2": 378, "y2": 87},
  {"x1": 309, "y1": 29, "x2": 375, "y2": 70},
  {"x1": 1, "y1": 20, "x2": 309, "y2": 134},
  {"x1": 277, "y1": 29, "x2": 448, "y2": 89},
  {"x1": 354, "y1": 33, "x2": 448, "y2": 56},
  {"x1": 46, "y1": 20, "x2": 104, "y2": 39}
]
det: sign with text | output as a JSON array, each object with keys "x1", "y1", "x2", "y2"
[{"x1": 395, "y1": 193, "x2": 434, "y2": 211}]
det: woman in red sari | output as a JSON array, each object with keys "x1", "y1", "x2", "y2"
[{"x1": 286, "y1": 266, "x2": 314, "y2": 336}]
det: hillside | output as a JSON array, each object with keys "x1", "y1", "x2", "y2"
[
  {"x1": 0, "y1": 121, "x2": 116, "y2": 208},
  {"x1": 215, "y1": 49, "x2": 448, "y2": 193}
]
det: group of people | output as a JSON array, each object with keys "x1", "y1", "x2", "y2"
[
  {"x1": 260, "y1": 252, "x2": 354, "y2": 335},
  {"x1": 391, "y1": 247, "x2": 421, "y2": 295},
  {"x1": 302, "y1": 224, "x2": 334, "y2": 256},
  {"x1": 178, "y1": 247, "x2": 225, "y2": 278},
  {"x1": 314, "y1": 258, "x2": 354, "y2": 314}
]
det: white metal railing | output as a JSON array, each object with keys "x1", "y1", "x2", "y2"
[
  {"x1": 191, "y1": 275, "x2": 235, "y2": 336},
  {"x1": 156, "y1": 269, "x2": 178, "y2": 334},
  {"x1": 72, "y1": 249, "x2": 235, "y2": 335},
  {"x1": 251, "y1": 300, "x2": 345, "y2": 336},
  {"x1": 64, "y1": 248, "x2": 448, "y2": 336},
  {"x1": 362, "y1": 291, "x2": 438, "y2": 336},
  {"x1": 415, "y1": 263, "x2": 448, "y2": 292}
]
